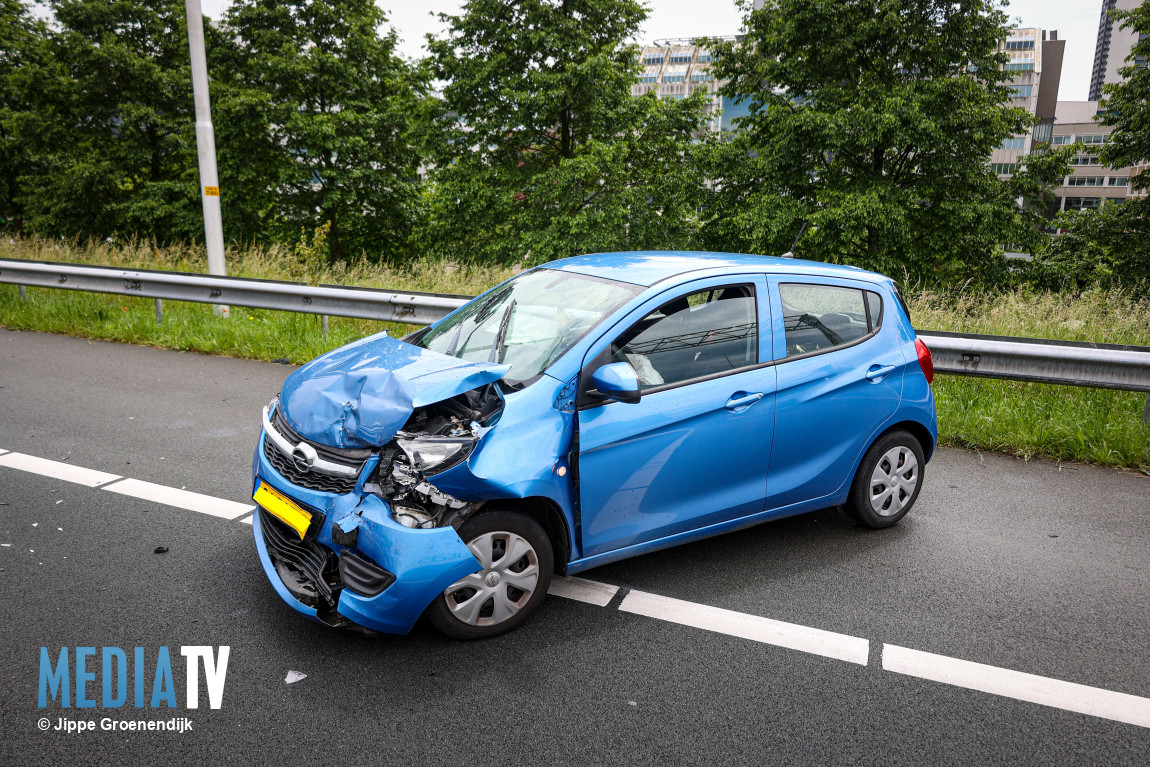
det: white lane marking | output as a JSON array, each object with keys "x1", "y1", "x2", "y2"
[
  {"x1": 0, "y1": 451, "x2": 121, "y2": 487},
  {"x1": 102, "y1": 478, "x2": 254, "y2": 520},
  {"x1": 6, "y1": 447, "x2": 1150, "y2": 727},
  {"x1": 883, "y1": 644, "x2": 1150, "y2": 729},
  {"x1": 620, "y1": 589, "x2": 870, "y2": 665},
  {"x1": 0, "y1": 448, "x2": 9, "y2": 456},
  {"x1": 547, "y1": 575, "x2": 619, "y2": 606}
]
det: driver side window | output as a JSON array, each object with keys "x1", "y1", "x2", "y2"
[{"x1": 610, "y1": 285, "x2": 758, "y2": 390}]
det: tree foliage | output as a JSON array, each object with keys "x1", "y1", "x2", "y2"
[
  {"x1": 420, "y1": 0, "x2": 711, "y2": 266},
  {"x1": 0, "y1": 0, "x2": 46, "y2": 231},
  {"x1": 702, "y1": 0, "x2": 1062, "y2": 284},
  {"x1": 11, "y1": 0, "x2": 203, "y2": 241},
  {"x1": 1035, "y1": 2, "x2": 1150, "y2": 291},
  {"x1": 217, "y1": 0, "x2": 427, "y2": 260}
]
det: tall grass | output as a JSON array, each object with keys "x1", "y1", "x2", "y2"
[{"x1": 2, "y1": 237, "x2": 1148, "y2": 468}]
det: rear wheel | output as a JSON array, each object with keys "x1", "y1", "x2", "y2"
[
  {"x1": 427, "y1": 510, "x2": 553, "y2": 639},
  {"x1": 844, "y1": 430, "x2": 925, "y2": 528}
]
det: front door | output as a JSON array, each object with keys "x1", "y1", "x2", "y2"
[{"x1": 576, "y1": 277, "x2": 776, "y2": 558}]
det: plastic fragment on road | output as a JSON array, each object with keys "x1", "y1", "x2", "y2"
[
  {"x1": 154, "y1": 546, "x2": 169, "y2": 554},
  {"x1": 284, "y1": 671, "x2": 306, "y2": 684}
]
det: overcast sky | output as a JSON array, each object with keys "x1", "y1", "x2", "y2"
[{"x1": 198, "y1": 1, "x2": 1106, "y2": 102}]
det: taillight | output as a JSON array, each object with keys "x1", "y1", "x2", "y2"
[{"x1": 915, "y1": 338, "x2": 934, "y2": 384}]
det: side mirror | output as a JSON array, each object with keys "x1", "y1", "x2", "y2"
[{"x1": 590, "y1": 361, "x2": 641, "y2": 404}]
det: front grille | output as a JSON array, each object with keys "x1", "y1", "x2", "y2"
[
  {"x1": 259, "y1": 508, "x2": 341, "y2": 607},
  {"x1": 272, "y1": 407, "x2": 372, "y2": 465},
  {"x1": 264, "y1": 436, "x2": 359, "y2": 494}
]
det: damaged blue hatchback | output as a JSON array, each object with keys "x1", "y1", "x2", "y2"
[{"x1": 252, "y1": 252, "x2": 938, "y2": 638}]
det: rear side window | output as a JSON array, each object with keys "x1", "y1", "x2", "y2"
[
  {"x1": 610, "y1": 284, "x2": 758, "y2": 390},
  {"x1": 780, "y1": 283, "x2": 882, "y2": 357}
]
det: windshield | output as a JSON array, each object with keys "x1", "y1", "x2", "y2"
[{"x1": 418, "y1": 269, "x2": 640, "y2": 384}]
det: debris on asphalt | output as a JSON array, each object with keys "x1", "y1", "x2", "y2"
[
  {"x1": 55, "y1": 500, "x2": 63, "y2": 504},
  {"x1": 272, "y1": 358, "x2": 290, "y2": 365},
  {"x1": 284, "y1": 671, "x2": 306, "y2": 684},
  {"x1": 154, "y1": 546, "x2": 169, "y2": 554},
  {"x1": 627, "y1": 701, "x2": 637, "y2": 707},
  {"x1": 32, "y1": 523, "x2": 37, "y2": 527}
]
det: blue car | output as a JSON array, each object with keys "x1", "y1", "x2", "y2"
[{"x1": 251, "y1": 252, "x2": 937, "y2": 638}]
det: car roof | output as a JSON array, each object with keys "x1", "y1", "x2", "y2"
[{"x1": 544, "y1": 250, "x2": 889, "y2": 288}]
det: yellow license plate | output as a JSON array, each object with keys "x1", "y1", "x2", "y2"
[{"x1": 253, "y1": 480, "x2": 313, "y2": 540}]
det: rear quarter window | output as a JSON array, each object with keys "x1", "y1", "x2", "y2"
[{"x1": 780, "y1": 283, "x2": 883, "y2": 357}]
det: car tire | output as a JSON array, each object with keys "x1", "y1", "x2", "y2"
[
  {"x1": 844, "y1": 430, "x2": 925, "y2": 529},
  {"x1": 426, "y1": 510, "x2": 553, "y2": 639}
]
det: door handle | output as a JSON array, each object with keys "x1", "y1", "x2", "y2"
[
  {"x1": 725, "y1": 392, "x2": 764, "y2": 410},
  {"x1": 866, "y1": 364, "x2": 896, "y2": 381}
]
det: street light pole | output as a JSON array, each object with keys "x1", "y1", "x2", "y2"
[{"x1": 186, "y1": 0, "x2": 229, "y2": 316}]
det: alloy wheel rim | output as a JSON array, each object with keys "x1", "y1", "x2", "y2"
[
  {"x1": 443, "y1": 531, "x2": 540, "y2": 626},
  {"x1": 869, "y1": 446, "x2": 919, "y2": 516}
]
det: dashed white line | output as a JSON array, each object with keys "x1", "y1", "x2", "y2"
[
  {"x1": 619, "y1": 589, "x2": 871, "y2": 665},
  {"x1": 883, "y1": 644, "x2": 1150, "y2": 729},
  {"x1": 0, "y1": 451, "x2": 121, "y2": 487},
  {"x1": 101, "y1": 478, "x2": 254, "y2": 520},
  {"x1": 3, "y1": 447, "x2": 1149, "y2": 729},
  {"x1": 547, "y1": 575, "x2": 619, "y2": 606}
]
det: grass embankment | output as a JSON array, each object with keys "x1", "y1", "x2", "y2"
[{"x1": 2, "y1": 238, "x2": 1148, "y2": 469}]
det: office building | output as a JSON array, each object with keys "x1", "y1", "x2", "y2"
[
  {"x1": 633, "y1": 38, "x2": 749, "y2": 134},
  {"x1": 988, "y1": 28, "x2": 1065, "y2": 176},
  {"x1": 1089, "y1": 0, "x2": 1145, "y2": 101}
]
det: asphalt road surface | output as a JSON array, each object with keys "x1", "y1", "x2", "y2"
[{"x1": 1, "y1": 329, "x2": 1148, "y2": 766}]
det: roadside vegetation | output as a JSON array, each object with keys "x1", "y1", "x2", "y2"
[{"x1": 2, "y1": 238, "x2": 1147, "y2": 469}]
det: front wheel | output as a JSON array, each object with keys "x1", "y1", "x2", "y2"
[
  {"x1": 426, "y1": 510, "x2": 553, "y2": 639},
  {"x1": 844, "y1": 431, "x2": 925, "y2": 528}
]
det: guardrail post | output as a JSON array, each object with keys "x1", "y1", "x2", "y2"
[
  {"x1": 18, "y1": 285, "x2": 26, "y2": 300},
  {"x1": 154, "y1": 298, "x2": 163, "y2": 324},
  {"x1": 321, "y1": 314, "x2": 329, "y2": 336}
]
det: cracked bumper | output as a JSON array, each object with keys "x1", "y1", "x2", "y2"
[{"x1": 251, "y1": 433, "x2": 481, "y2": 635}]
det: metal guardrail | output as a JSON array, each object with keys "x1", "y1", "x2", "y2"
[
  {"x1": 3, "y1": 258, "x2": 1149, "y2": 423},
  {"x1": 0, "y1": 259, "x2": 468, "y2": 326}
]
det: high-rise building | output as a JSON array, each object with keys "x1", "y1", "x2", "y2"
[
  {"x1": 632, "y1": 38, "x2": 748, "y2": 134},
  {"x1": 988, "y1": 28, "x2": 1064, "y2": 177},
  {"x1": 1088, "y1": 0, "x2": 1145, "y2": 101}
]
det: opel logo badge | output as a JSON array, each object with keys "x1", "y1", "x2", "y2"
[{"x1": 291, "y1": 442, "x2": 318, "y2": 473}]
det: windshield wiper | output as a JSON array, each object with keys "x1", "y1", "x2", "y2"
[
  {"x1": 473, "y1": 285, "x2": 514, "y2": 325},
  {"x1": 488, "y1": 299, "x2": 516, "y2": 364}
]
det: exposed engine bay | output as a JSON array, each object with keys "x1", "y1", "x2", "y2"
[{"x1": 364, "y1": 384, "x2": 504, "y2": 530}]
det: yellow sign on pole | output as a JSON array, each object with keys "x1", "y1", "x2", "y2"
[{"x1": 204, "y1": 185, "x2": 220, "y2": 196}]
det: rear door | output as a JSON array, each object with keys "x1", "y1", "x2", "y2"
[
  {"x1": 576, "y1": 275, "x2": 776, "y2": 558},
  {"x1": 765, "y1": 276, "x2": 904, "y2": 509}
]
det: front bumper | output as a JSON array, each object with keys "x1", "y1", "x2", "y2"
[{"x1": 251, "y1": 432, "x2": 481, "y2": 635}]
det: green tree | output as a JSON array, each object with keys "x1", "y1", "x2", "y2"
[
  {"x1": 1037, "y1": 3, "x2": 1150, "y2": 290},
  {"x1": 217, "y1": 0, "x2": 427, "y2": 261},
  {"x1": 0, "y1": 0, "x2": 47, "y2": 233},
  {"x1": 419, "y1": 0, "x2": 712, "y2": 266},
  {"x1": 702, "y1": 0, "x2": 1062, "y2": 284},
  {"x1": 12, "y1": 0, "x2": 203, "y2": 242}
]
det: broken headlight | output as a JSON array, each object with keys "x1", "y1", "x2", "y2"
[{"x1": 394, "y1": 434, "x2": 475, "y2": 474}]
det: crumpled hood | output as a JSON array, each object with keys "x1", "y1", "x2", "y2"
[{"x1": 279, "y1": 332, "x2": 509, "y2": 449}]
